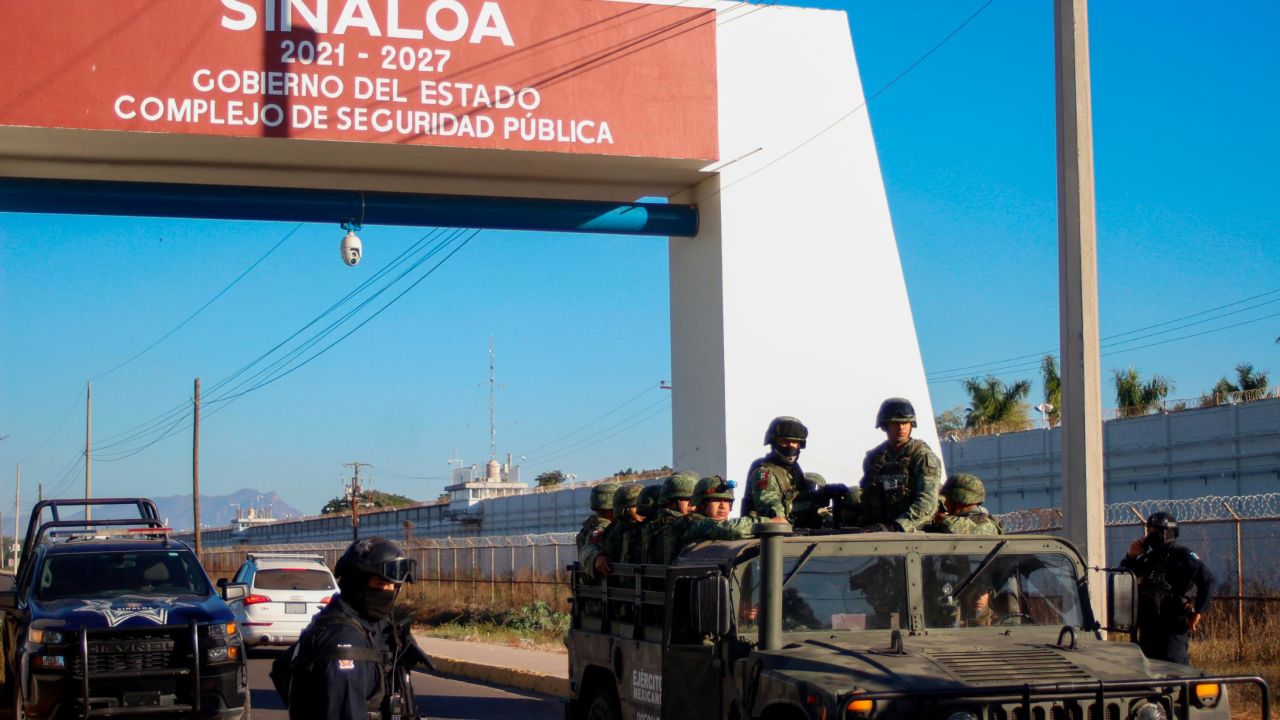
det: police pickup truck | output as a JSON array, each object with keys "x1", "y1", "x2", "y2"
[
  {"x1": 0, "y1": 498, "x2": 251, "y2": 719},
  {"x1": 566, "y1": 523, "x2": 1270, "y2": 720}
]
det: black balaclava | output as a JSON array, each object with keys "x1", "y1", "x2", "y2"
[
  {"x1": 339, "y1": 573, "x2": 399, "y2": 622},
  {"x1": 770, "y1": 442, "x2": 800, "y2": 466}
]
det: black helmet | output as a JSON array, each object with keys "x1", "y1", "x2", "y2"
[
  {"x1": 876, "y1": 397, "x2": 917, "y2": 429},
  {"x1": 1146, "y1": 511, "x2": 1179, "y2": 541},
  {"x1": 335, "y1": 537, "x2": 417, "y2": 584},
  {"x1": 763, "y1": 416, "x2": 808, "y2": 448}
]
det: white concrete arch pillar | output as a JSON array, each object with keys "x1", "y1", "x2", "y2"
[{"x1": 668, "y1": 2, "x2": 940, "y2": 487}]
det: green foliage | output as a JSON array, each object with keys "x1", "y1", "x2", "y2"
[
  {"x1": 507, "y1": 601, "x2": 571, "y2": 635},
  {"x1": 534, "y1": 470, "x2": 566, "y2": 487},
  {"x1": 961, "y1": 375, "x2": 1032, "y2": 432},
  {"x1": 1040, "y1": 355, "x2": 1062, "y2": 426},
  {"x1": 321, "y1": 489, "x2": 416, "y2": 515},
  {"x1": 1112, "y1": 367, "x2": 1172, "y2": 418},
  {"x1": 1234, "y1": 363, "x2": 1269, "y2": 391},
  {"x1": 934, "y1": 406, "x2": 966, "y2": 434}
]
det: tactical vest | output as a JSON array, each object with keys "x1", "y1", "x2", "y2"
[
  {"x1": 742, "y1": 457, "x2": 800, "y2": 518},
  {"x1": 643, "y1": 510, "x2": 682, "y2": 564},
  {"x1": 281, "y1": 612, "x2": 389, "y2": 720},
  {"x1": 864, "y1": 440, "x2": 921, "y2": 521}
]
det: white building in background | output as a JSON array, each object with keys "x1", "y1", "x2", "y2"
[{"x1": 444, "y1": 456, "x2": 527, "y2": 523}]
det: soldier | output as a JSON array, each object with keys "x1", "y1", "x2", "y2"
[
  {"x1": 680, "y1": 476, "x2": 785, "y2": 551},
  {"x1": 637, "y1": 483, "x2": 662, "y2": 522},
  {"x1": 744, "y1": 416, "x2": 817, "y2": 521},
  {"x1": 857, "y1": 398, "x2": 942, "y2": 532},
  {"x1": 575, "y1": 481, "x2": 619, "y2": 555},
  {"x1": 926, "y1": 473, "x2": 1001, "y2": 535},
  {"x1": 1120, "y1": 511, "x2": 1215, "y2": 665},
  {"x1": 583, "y1": 483, "x2": 645, "y2": 577},
  {"x1": 642, "y1": 471, "x2": 700, "y2": 564}
]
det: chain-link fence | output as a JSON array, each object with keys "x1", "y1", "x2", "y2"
[{"x1": 201, "y1": 533, "x2": 580, "y2": 611}]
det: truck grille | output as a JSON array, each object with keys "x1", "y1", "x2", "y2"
[
  {"x1": 928, "y1": 648, "x2": 1092, "y2": 685},
  {"x1": 985, "y1": 704, "x2": 1122, "y2": 720},
  {"x1": 68, "y1": 628, "x2": 189, "y2": 677}
]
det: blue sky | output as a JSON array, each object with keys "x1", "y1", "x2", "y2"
[{"x1": 2, "y1": 0, "x2": 1277, "y2": 518}]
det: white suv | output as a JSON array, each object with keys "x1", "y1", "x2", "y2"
[{"x1": 226, "y1": 553, "x2": 336, "y2": 647}]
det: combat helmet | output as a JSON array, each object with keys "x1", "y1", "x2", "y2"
[
  {"x1": 335, "y1": 536, "x2": 417, "y2": 585},
  {"x1": 941, "y1": 473, "x2": 985, "y2": 505},
  {"x1": 590, "y1": 481, "x2": 621, "y2": 511},
  {"x1": 693, "y1": 475, "x2": 737, "y2": 506},
  {"x1": 763, "y1": 416, "x2": 808, "y2": 448},
  {"x1": 1146, "y1": 510, "x2": 1179, "y2": 543},
  {"x1": 876, "y1": 397, "x2": 917, "y2": 429},
  {"x1": 613, "y1": 482, "x2": 644, "y2": 511},
  {"x1": 637, "y1": 484, "x2": 662, "y2": 518},
  {"x1": 659, "y1": 471, "x2": 700, "y2": 505}
]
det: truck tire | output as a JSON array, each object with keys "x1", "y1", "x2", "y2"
[{"x1": 584, "y1": 684, "x2": 620, "y2": 720}]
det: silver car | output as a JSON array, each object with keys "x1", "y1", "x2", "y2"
[{"x1": 226, "y1": 552, "x2": 336, "y2": 646}]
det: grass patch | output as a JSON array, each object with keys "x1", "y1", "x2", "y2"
[
  {"x1": 402, "y1": 598, "x2": 569, "y2": 652},
  {"x1": 1190, "y1": 602, "x2": 1280, "y2": 720}
]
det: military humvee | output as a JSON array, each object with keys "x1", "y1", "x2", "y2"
[{"x1": 566, "y1": 524, "x2": 1269, "y2": 720}]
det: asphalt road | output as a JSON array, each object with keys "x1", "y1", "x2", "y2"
[{"x1": 245, "y1": 649, "x2": 564, "y2": 720}]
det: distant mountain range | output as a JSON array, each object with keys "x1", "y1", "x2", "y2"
[{"x1": 150, "y1": 489, "x2": 303, "y2": 532}]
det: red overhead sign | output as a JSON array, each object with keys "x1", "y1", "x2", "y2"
[{"x1": 0, "y1": 0, "x2": 718, "y2": 161}]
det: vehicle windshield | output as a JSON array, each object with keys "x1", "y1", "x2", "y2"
[
  {"x1": 255, "y1": 568, "x2": 335, "y2": 591},
  {"x1": 38, "y1": 550, "x2": 211, "y2": 599},
  {"x1": 741, "y1": 554, "x2": 910, "y2": 632},
  {"x1": 921, "y1": 551, "x2": 1083, "y2": 628}
]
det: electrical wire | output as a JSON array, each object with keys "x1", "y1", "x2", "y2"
[
  {"x1": 926, "y1": 287, "x2": 1280, "y2": 378},
  {"x1": 926, "y1": 310, "x2": 1280, "y2": 386},
  {"x1": 517, "y1": 382, "x2": 664, "y2": 458},
  {"x1": 91, "y1": 223, "x2": 302, "y2": 382},
  {"x1": 525, "y1": 398, "x2": 672, "y2": 469},
  {"x1": 94, "y1": 229, "x2": 480, "y2": 462},
  {"x1": 524, "y1": 395, "x2": 672, "y2": 465}
]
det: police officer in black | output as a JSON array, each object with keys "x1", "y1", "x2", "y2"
[
  {"x1": 1119, "y1": 512, "x2": 1215, "y2": 665},
  {"x1": 286, "y1": 537, "x2": 422, "y2": 720}
]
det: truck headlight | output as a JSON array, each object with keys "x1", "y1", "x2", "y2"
[
  {"x1": 29, "y1": 629, "x2": 65, "y2": 645},
  {"x1": 1131, "y1": 701, "x2": 1166, "y2": 720},
  {"x1": 32, "y1": 655, "x2": 66, "y2": 668}
]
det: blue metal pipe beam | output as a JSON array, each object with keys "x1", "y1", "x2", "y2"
[{"x1": 0, "y1": 178, "x2": 698, "y2": 237}]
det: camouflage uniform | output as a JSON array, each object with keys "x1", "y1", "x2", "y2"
[
  {"x1": 742, "y1": 416, "x2": 811, "y2": 521},
  {"x1": 601, "y1": 484, "x2": 646, "y2": 564},
  {"x1": 926, "y1": 473, "x2": 1001, "y2": 536},
  {"x1": 858, "y1": 438, "x2": 942, "y2": 532},
  {"x1": 677, "y1": 476, "x2": 758, "y2": 551},
  {"x1": 641, "y1": 471, "x2": 700, "y2": 564},
  {"x1": 575, "y1": 480, "x2": 618, "y2": 554},
  {"x1": 744, "y1": 456, "x2": 806, "y2": 519}
]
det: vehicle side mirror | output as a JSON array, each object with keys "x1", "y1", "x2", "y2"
[
  {"x1": 0, "y1": 590, "x2": 17, "y2": 611},
  {"x1": 692, "y1": 575, "x2": 732, "y2": 639},
  {"x1": 222, "y1": 583, "x2": 248, "y2": 602},
  {"x1": 1105, "y1": 570, "x2": 1137, "y2": 633}
]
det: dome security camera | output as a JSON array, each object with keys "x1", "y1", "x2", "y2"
[{"x1": 340, "y1": 230, "x2": 362, "y2": 266}]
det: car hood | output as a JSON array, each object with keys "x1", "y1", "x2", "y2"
[
  {"x1": 752, "y1": 631, "x2": 1200, "y2": 696},
  {"x1": 31, "y1": 594, "x2": 234, "y2": 629}
]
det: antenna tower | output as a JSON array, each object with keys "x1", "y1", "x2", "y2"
[{"x1": 488, "y1": 337, "x2": 497, "y2": 462}]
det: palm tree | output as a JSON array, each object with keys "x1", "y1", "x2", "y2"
[
  {"x1": 1113, "y1": 367, "x2": 1173, "y2": 418},
  {"x1": 1234, "y1": 363, "x2": 1268, "y2": 391},
  {"x1": 1040, "y1": 355, "x2": 1062, "y2": 427},
  {"x1": 961, "y1": 376, "x2": 1032, "y2": 433}
]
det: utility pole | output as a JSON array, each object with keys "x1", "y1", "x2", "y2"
[
  {"x1": 1055, "y1": 0, "x2": 1106, "y2": 623},
  {"x1": 344, "y1": 462, "x2": 370, "y2": 541},
  {"x1": 13, "y1": 463, "x2": 20, "y2": 570},
  {"x1": 85, "y1": 381, "x2": 92, "y2": 522},
  {"x1": 193, "y1": 378, "x2": 202, "y2": 557}
]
